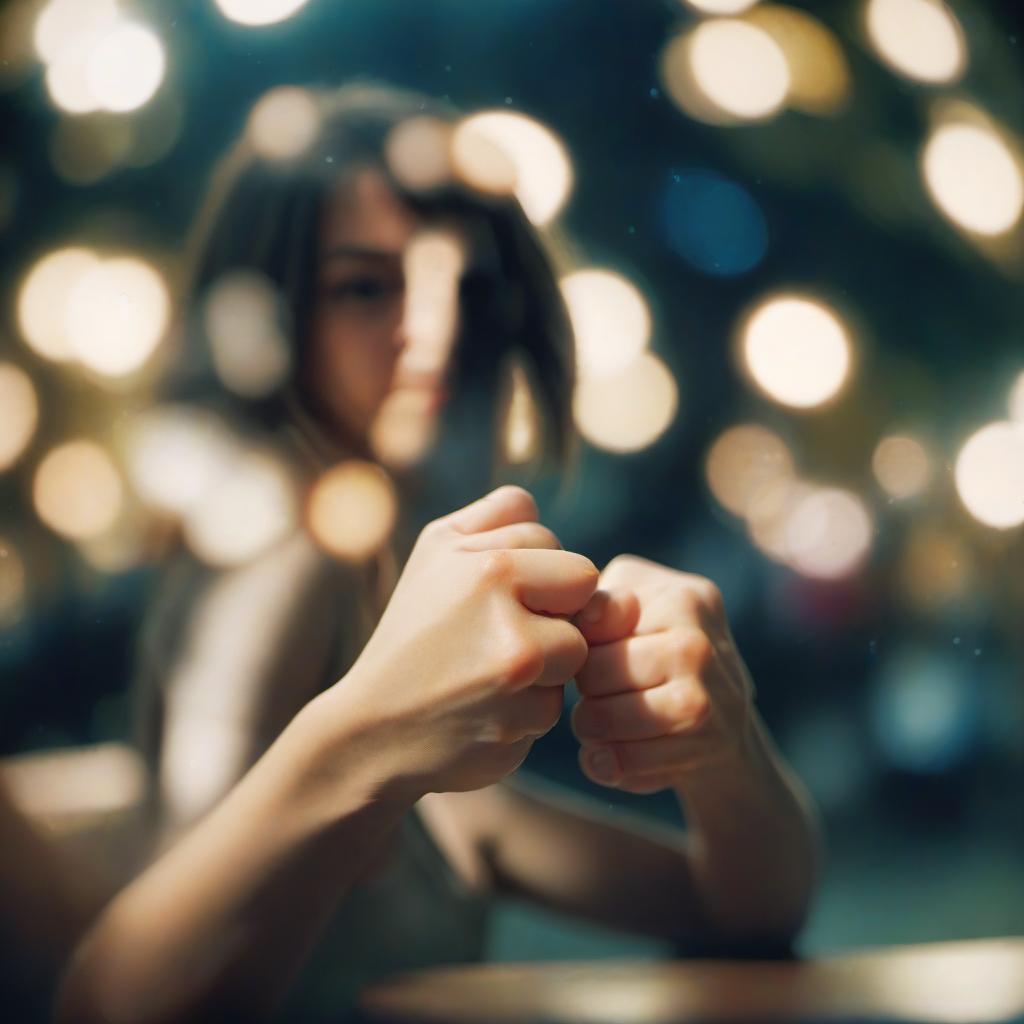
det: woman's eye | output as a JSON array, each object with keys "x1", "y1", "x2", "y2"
[{"x1": 325, "y1": 277, "x2": 401, "y2": 303}]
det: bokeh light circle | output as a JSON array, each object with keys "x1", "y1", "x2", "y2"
[
  {"x1": 33, "y1": 440, "x2": 123, "y2": 541},
  {"x1": 741, "y1": 295, "x2": 852, "y2": 409},
  {"x1": 0, "y1": 364, "x2": 39, "y2": 472},
  {"x1": 689, "y1": 19, "x2": 790, "y2": 121},
  {"x1": 872, "y1": 435, "x2": 932, "y2": 499},
  {"x1": 212, "y1": 0, "x2": 311, "y2": 27},
  {"x1": 247, "y1": 86, "x2": 321, "y2": 160},
  {"x1": 662, "y1": 169, "x2": 767, "y2": 276},
  {"x1": 307, "y1": 461, "x2": 398, "y2": 562},
  {"x1": 459, "y1": 110, "x2": 573, "y2": 226},
  {"x1": 17, "y1": 247, "x2": 100, "y2": 362},
  {"x1": 784, "y1": 487, "x2": 873, "y2": 579},
  {"x1": 561, "y1": 269, "x2": 651, "y2": 378},
  {"x1": 573, "y1": 352, "x2": 678, "y2": 453},
  {"x1": 866, "y1": 0, "x2": 965, "y2": 85},
  {"x1": 922, "y1": 123, "x2": 1024, "y2": 236},
  {"x1": 954, "y1": 421, "x2": 1024, "y2": 529},
  {"x1": 67, "y1": 256, "x2": 171, "y2": 378},
  {"x1": 705, "y1": 424, "x2": 795, "y2": 518},
  {"x1": 86, "y1": 22, "x2": 165, "y2": 113}
]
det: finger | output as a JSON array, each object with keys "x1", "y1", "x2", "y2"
[
  {"x1": 511, "y1": 549, "x2": 599, "y2": 616},
  {"x1": 528, "y1": 614, "x2": 589, "y2": 688},
  {"x1": 571, "y1": 588, "x2": 641, "y2": 646},
  {"x1": 579, "y1": 732, "x2": 714, "y2": 786},
  {"x1": 458, "y1": 522, "x2": 561, "y2": 552},
  {"x1": 575, "y1": 626, "x2": 713, "y2": 698},
  {"x1": 599, "y1": 554, "x2": 677, "y2": 591},
  {"x1": 571, "y1": 677, "x2": 710, "y2": 744},
  {"x1": 446, "y1": 485, "x2": 538, "y2": 535}
]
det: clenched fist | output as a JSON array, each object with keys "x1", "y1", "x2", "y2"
[
  {"x1": 571, "y1": 554, "x2": 757, "y2": 794},
  {"x1": 329, "y1": 485, "x2": 598, "y2": 798}
]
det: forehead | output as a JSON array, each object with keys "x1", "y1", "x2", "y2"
[{"x1": 319, "y1": 167, "x2": 421, "y2": 254}]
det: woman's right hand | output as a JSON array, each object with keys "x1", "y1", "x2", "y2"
[{"x1": 319, "y1": 485, "x2": 598, "y2": 799}]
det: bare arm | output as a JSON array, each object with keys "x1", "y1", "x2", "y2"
[
  {"x1": 442, "y1": 706, "x2": 820, "y2": 952},
  {"x1": 55, "y1": 695, "x2": 414, "y2": 1024}
]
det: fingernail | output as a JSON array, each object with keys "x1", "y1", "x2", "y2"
[{"x1": 588, "y1": 748, "x2": 617, "y2": 782}]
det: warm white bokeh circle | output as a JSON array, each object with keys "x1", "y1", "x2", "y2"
[
  {"x1": 0, "y1": 364, "x2": 39, "y2": 472},
  {"x1": 561, "y1": 269, "x2": 651, "y2": 379},
  {"x1": 865, "y1": 0, "x2": 965, "y2": 84},
  {"x1": 212, "y1": 0, "x2": 311, "y2": 27},
  {"x1": 689, "y1": 19, "x2": 790, "y2": 120},
  {"x1": 922, "y1": 123, "x2": 1024, "y2": 236},
  {"x1": 86, "y1": 22, "x2": 165, "y2": 113},
  {"x1": 33, "y1": 440, "x2": 123, "y2": 541},
  {"x1": 307, "y1": 461, "x2": 398, "y2": 562},
  {"x1": 459, "y1": 111, "x2": 573, "y2": 226},
  {"x1": 17, "y1": 247, "x2": 100, "y2": 362},
  {"x1": 741, "y1": 295, "x2": 852, "y2": 409},
  {"x1": 247, "y1": 86, "x2": 321, "y2": 160},
  {"x1": 872, "y1": 435, "x2": 932, "y2": 499},
  {"x1": 785, "y1": 487, "x2": 873, "y2": 579},
  {"x1": 954, "y1": 421, "x2": 1024, "y2": 529}
]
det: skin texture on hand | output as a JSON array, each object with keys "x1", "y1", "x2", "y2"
[
  {"x1": 318, "y1": 484, "x2": 599, "y2": 799},
  {"x1": 570, "y1": 554, "x2": 759, "y2": 794}
]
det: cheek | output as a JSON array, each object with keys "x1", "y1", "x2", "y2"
[{"x1": 305, "y1": 316, "x2": 395, "y2": 427}]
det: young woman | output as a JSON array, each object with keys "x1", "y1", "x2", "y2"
[{"x1": 58, "y1": 83, "x2": 822, "y2": 1022}]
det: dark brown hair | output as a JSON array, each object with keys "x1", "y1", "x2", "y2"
[{"x1": 176, "y1": 81, "x2": 580, "y2": 489}]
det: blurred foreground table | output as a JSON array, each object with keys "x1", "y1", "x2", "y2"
[{"x1": 359, "y1": 937, "x2": 1024, "y2": 1024}]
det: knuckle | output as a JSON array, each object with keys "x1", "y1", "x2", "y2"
[
  {"x1": 667, "y1": 628, "x2": 714, "y2": 673},
  {"x1": 477, "y1": 548, "x2": 515, "y2": 587},
  {"x1": 495, "y1": 637, "x2": 544, "y2": 689},
  {"x1": 665, "y1": 678, "x2": 709, "y2": 729},
  {"x1": 694, "y1": 578, "x2": 725, "y2": 618}
]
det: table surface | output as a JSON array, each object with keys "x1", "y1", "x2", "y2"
[{"x1": 358, "y1": 937, "x2": 1024, "y2": 1024}]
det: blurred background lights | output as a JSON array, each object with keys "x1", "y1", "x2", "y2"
[
  {"x1": 865, "y1": 0, "x2": 966, "y2": 85},
  {"x1": 871, "y1": 649, "x2": 979, "y2": 774},
  {"x1": 872, "y1": 435, "x2": 932, "y2": 499},
  {"x1": 17, "y1": 247, "x2": 99, "y2": 362},
  {"x1": 705, "y1": 423, "x2": 794, "y2": 518},
  {"x1": 307, "y1": 461, "x2": 398, "y2": 562},
  {"x1": 784, "y1": 486, "x2": 873, "y2": 579},
  {"x1": 183, "y1": 449, "x2": 297, "y2": 567},
  {"x1": 67, "y1": 256, "x2": 171, "y2": 378},
  {"x1": 459, "y1": 110, "x2": 573, "y2": 226},
  {"x1": 450, "y1": 118, "x2": 517, "y2": 198},
  {"x1": 746, "y1": 476, "x2": 812, "y2": 563},
  {"x1": 1010, "y1": 372, "x2": 1024, "y2": 423},
  {"x1": 213, "y1": 0, "x2": 312, "y2": 27},
  {"x1": 33, "y1": 0, "x2": 117, "y2": 65},
  {"x1": 561, "y1": 268, "x2": 651, "y2": 378},
  {"x1": 954, "y1": 421, "x2": 1024, "y2": 530},
  {"x1": 922, "y1": 122, "x2": 1024, "y2": 237},
  {"x1": 33, "y1": 440, "x2": 123, "y2": 541},
  {"x1": 741, "y1": 295, "x2": 852, "y2": 409},
  {"x1": 745, "y1": 5, "x2": 850, "y2": 115},
  {"x1": 0, "y1": 364, "x2": 39, "y2": 472},
  {"x1": 385, "y1": 116, "x2": 452, "y2": 192},
  {"x1": 247, "y1": 86, "x2": 321, "y2": 161},
  {"x1": 661, "y1": 168, "x2": 767, "y2": 276},
  {"x1": 573, "y1": 351, "x2": 678, "y2": 453},
  {"x1": 687, "y1": 19, "x2": 790, "y2": 121},
  {"x1": 86, "y1": 22, "x2": 165, "y2": 113},
  {"x1": 0, "y1": 539, "x2": 27, "y2": 629},
  {"x1": 680, "y1": 0, "x2": 759, "y2": 12},
  {"x1": 45, "y1": 46, "x2": 102, "y2": 115},
  {"x1": 126, "y1": 406, "x2": 241, "y2": 516},
  {"x1": 203, "y1": 271, "x2": 292, "y2": 397}
]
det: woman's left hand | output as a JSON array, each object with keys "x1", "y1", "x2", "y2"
[{"x1": 570, "y1": 554, "x2": 758, "y2": 794}]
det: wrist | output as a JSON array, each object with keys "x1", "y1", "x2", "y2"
[{"x1": 270, "y1": 689, "x2": 423, "y2": 838}]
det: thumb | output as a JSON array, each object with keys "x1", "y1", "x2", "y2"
[
  {"x1": 445, "y1": 485, "x2": 539, "y2": 535},
  {"x1": 571, "y1": 588, "x2": 641, "y2": 645}
]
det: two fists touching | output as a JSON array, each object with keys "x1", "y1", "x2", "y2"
[{"x1": 333, "y1": 485, "x2": 756, "y2": 800}]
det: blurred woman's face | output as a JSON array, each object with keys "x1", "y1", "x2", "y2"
[{"x1": 305, "y1": 167, "x2": 450, "y2": 447}]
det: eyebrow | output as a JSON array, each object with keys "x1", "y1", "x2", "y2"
[{"x1": 322, "y1": 245, "x2": 404, "y2": 263}]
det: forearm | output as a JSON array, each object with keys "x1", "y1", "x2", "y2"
[
  {"x1": 56, "y1": 694, "x2": 415, "y2": 1024},
  {"x1": 674, "y1": 708, "x2": 824, "y2": 947}
]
